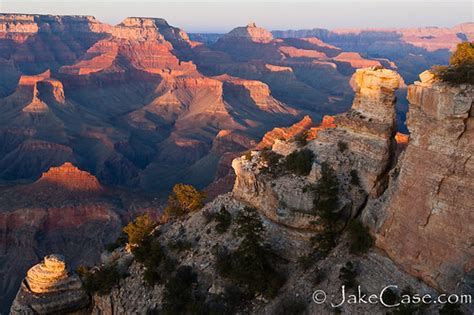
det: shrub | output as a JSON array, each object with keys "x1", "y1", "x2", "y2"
[
  {"x1": 312, "y1": 267, "x2": 327, "y2": 286},
  {"x1": 131, "y1": 237, "x2": 175, "y2": 286},
  {"x1": 337, "y1": 141, "x2": 348, "y2": 152},
  {"x1": 283, "y1": 149, "x2": 314, "y2": 176},
  {"x1": 244, "y1": 150, "x2": 253, "y2": 161},
  {"x1": 123, "y1": 214, "x2": 157, "y2": 246},
  {"x1": 214, "y1": 205, "x2": 232, "y2": 234},
  {"x1": 234, "y1": 206, "x2": 265, "y2": 252},
  {"x1": 339, "y1": 261, "x2": 358, "y2": 290},
  {"x1": 433, "y1": 41, "x2": 474, "y2": 84},
  {"x1": 311, "y1": 162, "x2": 340, "y2": 256},
  {"x1": 82, "y1": 264, "x2": 124, "y2": 295},
  {"x1": 221, "y1": 285, "x2": 252, "y2": 313},
  {"x1": 450, "y1": 41, "x2": 474, "y2": 66},
  {"x1": 162, "y1": 266, "x2": 205, "y2": 315},
  {"x1": 347, "y1": 219, "x2": 374, "y2": 255},
  {"x1": 203, "y1": 206, "x2": 232, "y2": 233},
  {"x1": 275, "y1": 296, "x2": 307, "y2": 315},
  {"x1": 350, "y1": 169, "x2": 361, "y2": 187},
  {"x1": 164, "y1": 184, "x2": 206, "y2": 219},
  {"x1": 203, "y1": 284, "x2": 252, "y2": 314},
  {"x1": 314, "y1": 162, "x2": 339, "y2": 217},
  {"x1": 216, "y1": 207, "x2": 286, "y2": 298},
  {"x1": 293, "y1": 132, "x2": 308, "y2": 147},
  {"x1": 310, "y1": 230, "x2": 337, "y2": 257},
  {"x1": 433, "y1": 64, "x2": 474, "y2": 84},
  {"x1": 260, "y1": 148, "x2": 283, "y2": 175}
]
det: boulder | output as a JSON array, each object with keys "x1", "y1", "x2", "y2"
[{"x1": 10, "y1": 255, "x2": 89, "y2": 314}]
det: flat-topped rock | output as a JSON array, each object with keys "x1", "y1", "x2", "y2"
[{"x1": 351, "y1": 67, "x2": 403, "y2": 126}]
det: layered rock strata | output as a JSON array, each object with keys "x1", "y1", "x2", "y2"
[
  {"x1": 34, "y1": 162, "x2": 102, "y2": 192},
  {"x1": 363, "y1": 71, "x2": 474, "y2": 294},
  {"x1": 10, "y1": 255, "x2": 89, "y2": 314},
  {"x1": 232, "y1": 67, "x2": 403, "y2": 229}
]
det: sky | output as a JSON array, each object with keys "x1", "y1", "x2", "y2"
[{"x1": 1, "y1": 0, "x2": 473, "y2": 33}]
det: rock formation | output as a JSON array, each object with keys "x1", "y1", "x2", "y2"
[
  {"x1": 10, "y1": 254, "x2": 89, "y2": 314},
  {"x1": 232, "y1": 67, "x2": 402, "y2": 229},
  {"x1": 363, "y1": 71, "x2": 474, "y2": 294},
  {"x1": 64, "y1": 67, "x2": 470, "y2": 314},
  {"x1": 33, "y1": 162, "x2": 102, "y2": 193},
  {"x1": 256, "y1": 115, "x2": 314, "y2": 149},
  {"x1": 0, "y1": 162, "x2": 133, "y2": 313},
  {"x1": 222, "y1": 22, "x2": 274, "y2": 43}
]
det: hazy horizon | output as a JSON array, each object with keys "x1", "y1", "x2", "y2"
[{"x1": 1, "y1": 0, "x2": 472, "y2": 33}]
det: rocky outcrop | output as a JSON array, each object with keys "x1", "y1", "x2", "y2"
[
  {"x1": 362, "y1": 71, "x2": 473, "y2": 294},
  {"x1": 90, "y1": 193, "x2": 440, "y2": 315},
  {"x1": 10, "y1": 254, "x2": 89, "y2": 314},
  {"x1": 232, "y1": 67, "x2": 402, "y2": 229},
  {"x1": 218, "y1": 74, "x2": 296, "y2": 115},
  {"x1": 256, "y1": 115, "x2": 314, "y2": 149}
]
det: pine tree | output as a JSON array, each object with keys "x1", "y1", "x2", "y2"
[{"x1": 164, "y1": 183, "x2": 206, "y2": 218}]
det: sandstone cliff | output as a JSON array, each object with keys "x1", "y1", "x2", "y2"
[
  {"x1": 362, "y1": 71, "x2": 474, "y2": 295},
  {"x1": 232, "y1": 67, "x2": 402, "y2": 230}
]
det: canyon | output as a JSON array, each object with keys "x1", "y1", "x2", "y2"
[
  {"x1": 11, "y1": 66, "x2": 471, "y2": 314},
  {"x1": 0, "y1": 13, "x2": 472, "y2": 313}
]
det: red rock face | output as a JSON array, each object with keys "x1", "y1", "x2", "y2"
[
  {"x1": 34, "y1": 162, "x2": 102, "y2": 192},
  {"x1": 306, "y1": 116, "x2": 337, "y2": 140},
  {"x1": 256, "y1": 115, "x2": 315, "y2": 149}
]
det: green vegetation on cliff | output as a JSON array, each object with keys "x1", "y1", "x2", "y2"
[
  {"x1": 433, "y1": 41, "x2": 474, "y2": 84},
  {"x1": 216, "y1": 206, "x2": 286, "y2": 298},
  {"x1": 165, "y1": 183, "x2": 207, "y2": 219}
]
